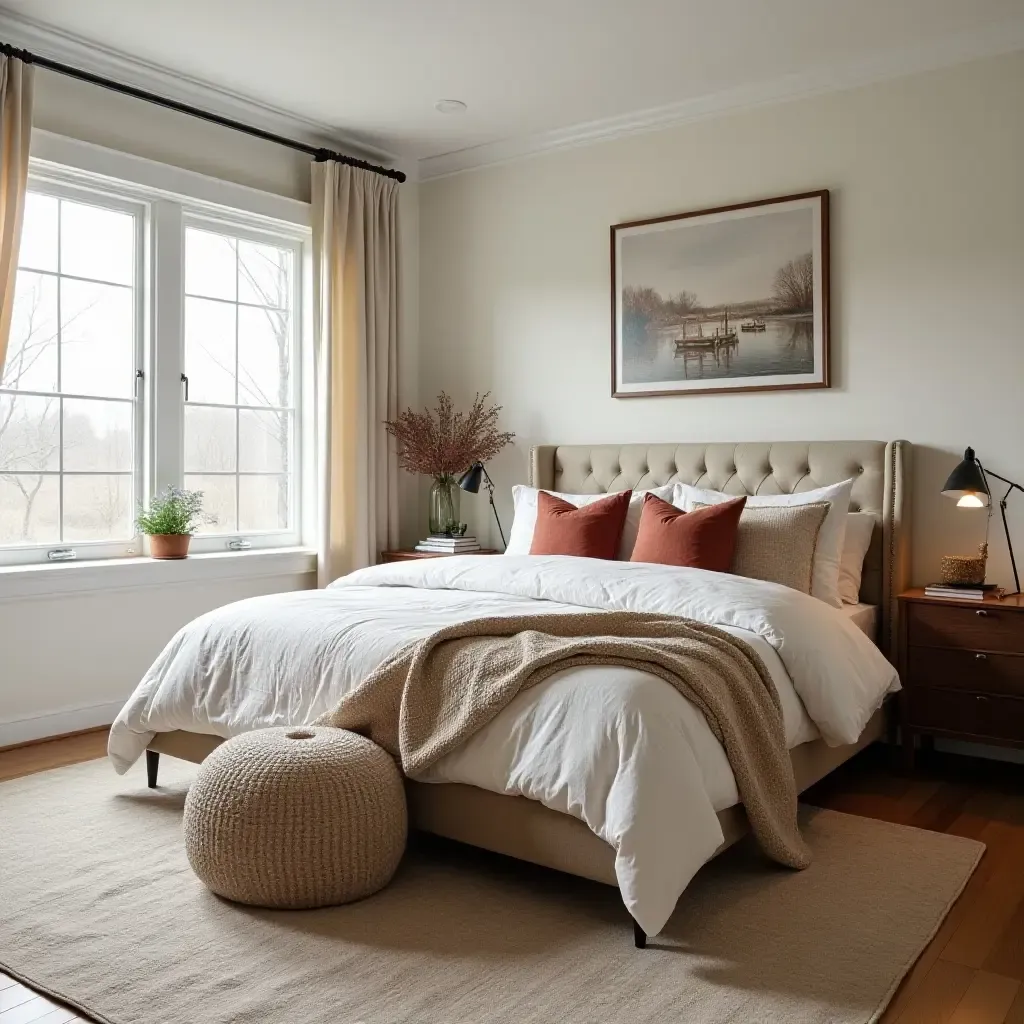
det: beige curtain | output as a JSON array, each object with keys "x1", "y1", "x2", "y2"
[
  {"x1": 311, "y1": 161, "x2": 400, "y2": 586},
  {"x1": 0, "y1": 54, "x2": 33, "y2": 373}
]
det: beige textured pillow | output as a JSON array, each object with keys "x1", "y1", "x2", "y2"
[{"x1": 694, "y1": 501, "x2": 831, "y2": 594}]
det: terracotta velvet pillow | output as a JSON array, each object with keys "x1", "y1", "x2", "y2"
[
  {"x1": 629, "y1": 493, "x2": 746, "y2": 571},
  {"x1": 529, "y1": 489, "x2": 632, "y2": 559}
]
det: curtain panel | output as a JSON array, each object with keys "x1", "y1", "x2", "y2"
[
  {"x1": 0, "y1": 54, "x2": 33, "y2": 373},
  {"x1": 311, "y1": 161, "x2": 400, "y2": 586}
]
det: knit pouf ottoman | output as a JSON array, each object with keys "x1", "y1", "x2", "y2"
[{"x1": 183, "y1": 726, "x2": 407, "y2": 909}]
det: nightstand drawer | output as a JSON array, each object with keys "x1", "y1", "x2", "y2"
[
  {"x1": 907, "y1": 602, "x2": 1024, "y2": 654},
  {"x1": 907, "y1": 646, "x2": 1024, "y2": 697},
  {"x1": 907, "y1": 687, "x2": 1024, "y2": 744}
]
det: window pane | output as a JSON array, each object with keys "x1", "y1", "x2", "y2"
[
  {"x1": 240, "y1": 475, "x2": 289, "y2": 531},
  {"x1": 19, "y1": 193, "x2": 58, "y2": 273},
  {"x1": 60, "y1": 200, "x2": 134, "y2": 286},
  {"x1": 63, "y1": 398, "x2": 133, "y2": 472},
  {"x1": 185, "y1": 228, "x2": 236, "y2": 301},
  {"x1": 185, "y1": 297, "x2": 236, "y2": 404},
  {"x1": 0, "y1": 393, "x2": 60, "y2": 471},
  {"x1": 185, "y1": 474, "x2": 236, "y2": 534},
  {"x1": 185, "y1": 405, "x2": 236, "y2": 472},
  {"x1": 238, "y1": 240, "x2": 290, "y2": 308},
  {"x1": 62, "y1": 474, "x2": 133, "y2": 541},
  {"x1": 237, "y1": 306, "x2": 289, "y2": 407},
  {"x1": 239, "y1": 409, "x2": 289, "y2": 472},
  {"x1": 0, "y1": 474, "x2": 59, "y2": 545},
  {"x1": 3, "y1": 272, "x2": 59, "y2": 392},
  {"x1": 60, "y1": 279, "x2": 135, "y2": 399}
]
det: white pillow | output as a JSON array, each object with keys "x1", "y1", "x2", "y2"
[
  {"x1": 672, "y1": 478, "x2": 854, "y2": 608},
  {"x1": 839, "y1": 512, "x2": 876, "y2": 605},
  {"x1": 505, "y1": 484, "x2": 674, "y2": 559}
]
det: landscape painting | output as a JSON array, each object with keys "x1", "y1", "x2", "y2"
[{"x1": 611, "y1": 191, "x2": 829, "y2": 397}]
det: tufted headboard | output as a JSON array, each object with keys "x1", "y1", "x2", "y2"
[{"x1": 529, "y1": 440, "x2": 911, "y2": 661}]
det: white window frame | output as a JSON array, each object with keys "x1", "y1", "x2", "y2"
[
  {"x1": 0, "y1": 177, "x2": 146, "y2": 567},
  {"x1": 0, "y1": 132, "x2": 314, "y2": 568},
  {"x1": 178, "y1": 212, "x2": 306, "y2": 554}
]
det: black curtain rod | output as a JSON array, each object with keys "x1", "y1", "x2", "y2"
[{"x1": 0, "y1": 41, "x2": 406, "y2": 183}]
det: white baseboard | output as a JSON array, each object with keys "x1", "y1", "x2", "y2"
[{"x1": 0, "y1": 700, "x2": 123, "y2": 749}]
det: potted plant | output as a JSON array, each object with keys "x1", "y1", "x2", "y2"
[
  {"x1": 385, "y1": 392, "x2": 514, "y2": 535},
  {"x1": 137, "y1": 487, "x2": 215, "y2": 559}
]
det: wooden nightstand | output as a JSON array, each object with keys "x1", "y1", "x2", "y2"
[
  {"x1": 898, "y1": 588, "x2": 1024, "y2": 769},
  {"x1": 380, "y1": 549, "x2": 499, "y2": 563}
]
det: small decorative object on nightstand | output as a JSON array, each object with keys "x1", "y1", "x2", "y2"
[
  {"x1": 898, "y1": 588, "x2": 1024, "y2": 769},
  {"x1": 384, "y1": 392, "x2": 515, "y2": 538},
  {"x1": 380, "y1": 548, "x2": 498, "y2": 563}
]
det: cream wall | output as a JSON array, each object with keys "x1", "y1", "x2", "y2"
[
  {"x1": 418, "y1": 52, "x2": 1024, "y2": 590},
  {"x1": 1, "y1": 70, "x2": 420, "y2": 745}
]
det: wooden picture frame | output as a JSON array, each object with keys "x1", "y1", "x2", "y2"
[{"x1": 611, "y1": 190, "x2": 830, "y2": 398}]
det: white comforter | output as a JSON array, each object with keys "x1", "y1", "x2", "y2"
[{"x1": 109, "y1": 556, "x2": 899, "y2": 934}]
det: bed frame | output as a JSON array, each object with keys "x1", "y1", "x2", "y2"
[{"x1": 146, "y1": 439, "x2": 912, "y2": 948}]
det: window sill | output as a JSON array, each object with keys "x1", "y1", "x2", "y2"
[{"x1": 0, "y1": 547, "x2": 317, "y2": 601}]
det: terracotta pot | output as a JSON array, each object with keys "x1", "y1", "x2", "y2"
[{"x1": 150, "y1": 533, "x2": 191, "y2": 559}]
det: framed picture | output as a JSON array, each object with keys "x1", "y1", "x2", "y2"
[{"x1": 611, "y1": 190, "x2": 830, "y2": 398}]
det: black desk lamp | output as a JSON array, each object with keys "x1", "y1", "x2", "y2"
[
  {"x1": 942, "y1": 447, "x2": 1022, "y2": 595},
  {"x1": 458, "y1": 462, "x2": 507, "y2": 549}
]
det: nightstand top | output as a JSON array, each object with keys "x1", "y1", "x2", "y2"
[
  {"x1": 381, "y1": 549, "x2": 500, "y2": 561},
  {"x1": 899, "y1": 587, "x2": 1024, "y2": 611}
]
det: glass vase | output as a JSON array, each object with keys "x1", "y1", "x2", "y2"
[{"x1": 428, "y1": 475, "x2": 461, "y2": 535}]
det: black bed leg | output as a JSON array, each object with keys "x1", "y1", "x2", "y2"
[
  {"x1": 146, "y1": 750, "x2": 159, "y2": 789},
  {"x1": 633, "y1": 917, "x2": 647, "y2": 950}
]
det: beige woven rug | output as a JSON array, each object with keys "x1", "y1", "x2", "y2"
[{"x1": 0, "y1": 758, "x2": 983, "y2": 1024}]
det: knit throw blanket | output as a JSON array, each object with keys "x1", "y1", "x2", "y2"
[{"x1": 315, "y1": 611, "x2": 810, "y2": 871}]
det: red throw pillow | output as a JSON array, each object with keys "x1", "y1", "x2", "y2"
[
  {"x1": 630, "y1": 493, "x2": 746, "y2": 571},
  {"x1": 529, "y1": 489, "x2": 632, "y2": 559}
]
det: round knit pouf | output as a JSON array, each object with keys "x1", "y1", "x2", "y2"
[{"x1": 183, "y1": 727, "x2": 407, "y2": 909}]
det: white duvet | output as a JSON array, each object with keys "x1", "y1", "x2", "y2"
[{"x1": 109, "y1": 556, "x2": 899, "y2": 935}]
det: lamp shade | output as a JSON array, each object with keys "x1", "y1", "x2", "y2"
[
  {"x1": 942, "y1": 447, "x2": 990, "y2": 505},
  {"x1": 458, "y1": 462, "x2": 484, "y2": 494}
]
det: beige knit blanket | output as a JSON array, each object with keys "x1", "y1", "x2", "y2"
[{"x1": 316, "y1": 611, "x2": 810, "y2": 870}]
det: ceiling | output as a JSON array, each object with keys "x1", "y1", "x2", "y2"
[{"x1": 2, "y1": 0, "x2": 1022, "y2": 175}]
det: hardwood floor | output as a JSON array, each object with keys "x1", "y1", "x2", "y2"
[{"x1": 2, "y1": 734, "x2": 1023, "y2": 1022}]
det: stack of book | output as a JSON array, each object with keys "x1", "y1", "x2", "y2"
[
  {"x1": 415, "y1": 535, "x2": 481, "y2": 555},
  {"x1": 923, "y1": 582, "x2": 991, "y2": 601}
]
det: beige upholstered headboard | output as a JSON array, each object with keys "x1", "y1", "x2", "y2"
[{"x1": 529, "y1": 441, "x2": 911, "y2": 661}]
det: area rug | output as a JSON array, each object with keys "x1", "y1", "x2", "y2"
[{"x1": 0, "y1": 758, "x2": 983, "y2": 1024}]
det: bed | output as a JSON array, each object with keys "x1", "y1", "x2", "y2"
[{"x1": 113, "y1": 439, "x2": 911, "y2": 944}]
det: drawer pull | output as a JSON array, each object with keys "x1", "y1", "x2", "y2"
[
  {"x1": 975, "y1": 653, "x2": 988, "y2": 661},
  {"x1": 976, "y1": 609, "x2": 989, "y2": 617}
]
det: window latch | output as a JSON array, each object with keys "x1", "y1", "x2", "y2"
[
  {"x1": 47, "y1": 548, "x2": 77, "y2": 562},
  {"x1": 228, "y1": 539, "x2": 252, "y2": 551},
  {"x1": 180, "y1": 372, "x2": 189, "y2": 402},
  {"x1": 135, "y1": 368, "x2": 144, "y2": 397}
]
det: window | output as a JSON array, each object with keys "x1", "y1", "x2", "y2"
[
  {"x1": 0, "y1": 187, "x2": 142, "y2": 558},
  {"x1": 183, "y1": 223, "x2": 299, "y2": 539},
  {"x1": 0, "y1": 156, "x2": 310, "y2": 567}
]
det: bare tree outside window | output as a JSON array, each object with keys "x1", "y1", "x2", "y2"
[
  {"x1": 0, "y1": 192, "x2": 136, "y2": 549},
  {"x1": 182, "y1": 227, "x2": 295, "y2": 537}
]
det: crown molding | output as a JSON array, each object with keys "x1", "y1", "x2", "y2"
[
  {"x1": 0, "y1": 7, "x2": 403, "y2": 167},
  {"x1": 419, "y1": 17, "x2": 1024, "y2": 181}
]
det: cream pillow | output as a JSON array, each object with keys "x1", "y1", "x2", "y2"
[
  {"x1": 505, "y1": 484, "x2": 674, "y2": 559},
  {"x1": 839, "y1": 512, "x2": 876, "y2": 605},
  {"x1": 673, "y1": 478, "x2": 854, "y2": 608},
  {"x1": 694, "y1": 501, "x2": 831, "y2": 595}
]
